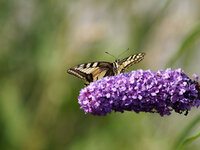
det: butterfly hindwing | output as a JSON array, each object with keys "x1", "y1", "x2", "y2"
[{"x1": 67, "y1": 62, "x2": 114, "y2": 85}]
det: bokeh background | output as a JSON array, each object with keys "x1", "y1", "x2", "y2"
[{"x1": 0, "y1": 0, "x2": 200, "y2": 150}]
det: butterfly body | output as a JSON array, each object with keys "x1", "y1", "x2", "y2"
[{"x1": 67, "y1": 52, "x2": 145, "y2": 85}]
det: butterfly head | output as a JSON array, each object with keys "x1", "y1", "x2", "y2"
[
  {"x1": 113, "y1": 59, "x2": 122, "y2": 75},
  {"x1": 115, "y1": 59, "x2": 120, "y2": 63}
]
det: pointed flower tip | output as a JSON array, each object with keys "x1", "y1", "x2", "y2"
[{"x1": 78, "y1": 69, "x2": 200, "y2": 116}]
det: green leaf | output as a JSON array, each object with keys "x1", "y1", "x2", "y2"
[
  {"x1": 177, "y1": 130, "x2": 200, "y2": 150},
  {"x1": 172, "y1": 115, "x2": 200, "y2": 150}
]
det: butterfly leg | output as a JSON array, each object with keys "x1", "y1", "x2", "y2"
[
  {"x1": 84, "y1": 81, "x2": 89, "y2": 86},
  {"x1": 121, "y1": 68, "x2": 129, "y2": 73}
]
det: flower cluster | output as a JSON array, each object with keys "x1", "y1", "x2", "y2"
[{"x1": 78, "y1": 69, "x2": 200, "y2": 116}]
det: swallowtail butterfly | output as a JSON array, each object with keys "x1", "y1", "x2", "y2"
[{"x1": 67, "y1": 52, "x2": 145, "y2": 85}]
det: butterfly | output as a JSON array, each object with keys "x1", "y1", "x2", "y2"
[{"x1": 67, "y1": 52, "x2": 145, "y2": 85}]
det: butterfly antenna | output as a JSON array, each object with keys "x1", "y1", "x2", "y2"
[
  {"x1": 105, "y1": 51, "x2": 117, "y2": 59},
  {"x1": 117, "y1": 48, "x2": 130, "y2": 59}
]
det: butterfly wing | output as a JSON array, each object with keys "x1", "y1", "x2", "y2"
[
  {"x1": 67, "y1": 62, "x2": 114, "y2": 85},
  {"x1": 119, "y1": 52, "x2": 145, "y2": 72}
]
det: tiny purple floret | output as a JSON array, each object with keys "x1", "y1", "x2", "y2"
[{"x1": 78, "y1": 69, "x2": 200, "y2": 116}]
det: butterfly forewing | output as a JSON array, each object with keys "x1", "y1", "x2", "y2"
[
  {"x1": 67, "y1": 62, "x2": 114, "y2": 85},
  {"x1": 119, "y1": 52, "x2": 145, "y2": 71}
]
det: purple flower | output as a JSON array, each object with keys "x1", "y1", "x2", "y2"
[{"x1": 78, "y1": 69, "x2": 200, "y2": 116}]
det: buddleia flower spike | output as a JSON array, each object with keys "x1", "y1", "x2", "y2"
[{"x1": 78, "y1": 68, "x2": 200, "y2": 116}]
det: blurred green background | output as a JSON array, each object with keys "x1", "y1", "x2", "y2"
[{"x1": 0, "y1": 0, "x2": 200, "y2": 150}]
